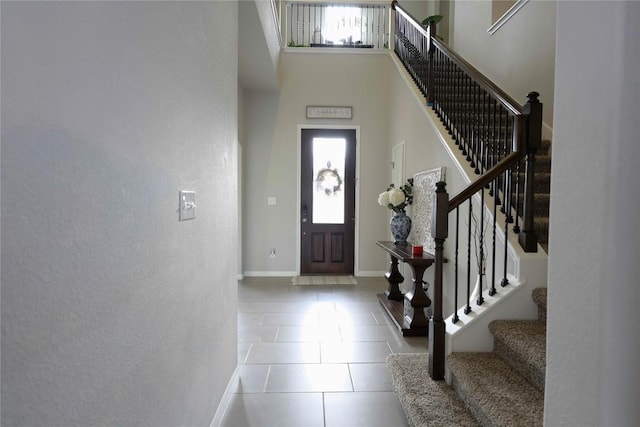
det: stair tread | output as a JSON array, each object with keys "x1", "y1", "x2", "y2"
[
  {"x1": 386, "y1": 353, "x2": 479, "y2": 427},
  {"x1": 490, "y1": 320, "x2": 546, "y2": 356},
  {"x1": 448, "y1": 352, "x2": 544, "y2": 427}
]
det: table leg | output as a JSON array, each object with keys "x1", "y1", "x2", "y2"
[
  {"x1": 384, "y1": 254, "x2": 404, "y2": 302},
  {"x1": 404, "y1": 263, "x2": 431, "y2": 328}
]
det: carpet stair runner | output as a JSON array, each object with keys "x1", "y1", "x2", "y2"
[
  {"x1": 512, "y1": 139, "x2": 552, "y2": 253},
  {"x1": 387, "y1": 288, "x2": 547, "y2": 427}
]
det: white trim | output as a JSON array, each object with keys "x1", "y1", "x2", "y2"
[
  {"x1": 355, "y1": 270, "x2": 387, "y2": 277},
  {"x1": 243, "y1": 271, "x2": 297, "y2": 277},
  {"x1": 209, "y1": 366, "x2": 239, "y2": 427},
  {"x1": 284, "y1": 47, "x2": 390, "y2": 55},
  {"x1": 488, "y1": 0, "x2": 529, "y2": 35},
  {"x1": 296, "y1": 125, "x2": 361, "y2": 276}
]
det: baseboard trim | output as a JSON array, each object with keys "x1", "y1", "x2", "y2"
[
  {"x1": 243, "y1": 271, "x2": 385, "y2": 278},
  {"x1": 209, "y1": 366, "x2": 239, "y2": 427},
  {"x1": 356, "y1": 270, "x2": 386, "y2": 277},
  {"x1": 243, "y1": 271, "x2": 297, "y2": 277}
]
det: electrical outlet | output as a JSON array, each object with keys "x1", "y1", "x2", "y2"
[{"x1": 269, "y1": 248, "x2": 276, "y2": 258}]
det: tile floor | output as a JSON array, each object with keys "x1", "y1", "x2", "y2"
[{"x1": 219, "y1": 277, "x2": 429, "y2": 427}]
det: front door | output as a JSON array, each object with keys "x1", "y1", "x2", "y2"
[{"x1": 300, "y1": 128, "x2": 356, "y2": 275}]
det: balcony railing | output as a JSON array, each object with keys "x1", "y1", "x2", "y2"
[{"x1": 285, "y1": 2, "x2": 390, "y2": 49}]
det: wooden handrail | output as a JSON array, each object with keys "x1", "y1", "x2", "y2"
[
  {"x1": 395, "y1": 3, "x2": 522, "y2": 117},
  {"x1": 449, "y1": 150, "x2": 524, "y2": 211}
]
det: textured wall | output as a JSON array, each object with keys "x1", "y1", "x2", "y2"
[
  {"x1": 1, "y1": 2, "x2": 238, "y2": 426},
  {"x1": 242, "y1": 53, "x2": 392, "y2": 275},
  {"x1": 546, "y1": 1, "x2": 640, "y2": 425},
  {"x1": 450, "y1": 0, "x2": 556, "y2": 131}
]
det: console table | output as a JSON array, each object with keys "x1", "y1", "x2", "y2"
[{"x1": 376, "y1": 241, "x2": 434, "y2": 336}]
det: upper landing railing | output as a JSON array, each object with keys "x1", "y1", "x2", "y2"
[
  {"x1": 285, "y1": 2, "x2": 390, "y2": 49},
  {"x1": 391, "y1": 1, "x2": 543, "y2": 380}
]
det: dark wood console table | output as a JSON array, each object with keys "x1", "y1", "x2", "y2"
[{"x1": 376, "y1": 240, "x2": 434, "y2": 336}]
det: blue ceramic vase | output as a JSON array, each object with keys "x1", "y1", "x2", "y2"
[{"x1": 390, "y1": 211, "x2": 412, "y2": 245}]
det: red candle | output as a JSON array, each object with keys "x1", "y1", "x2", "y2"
[{"x1": 412, "y1": 245, "x2": 423, "y2": 256}]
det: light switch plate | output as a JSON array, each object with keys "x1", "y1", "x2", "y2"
[
  {"x1": 267, "y1": 197, "x2": 276, "y2": 206},
  {"x1": 179, "y1": 191, "x2": 196, "y2": 221}
]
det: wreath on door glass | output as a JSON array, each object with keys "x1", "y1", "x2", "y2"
[{"x1": 315, "y1": 161, "x2": 343, "y2": 196}]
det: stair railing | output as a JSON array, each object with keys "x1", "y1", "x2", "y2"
[{"x1": 391, "y1": 2, "x2": 543, "y2": 380}]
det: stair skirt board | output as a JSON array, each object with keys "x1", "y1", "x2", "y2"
[
  {"x1": 386, "y1": 353, "x2": 477, "y2": 427},
  {"x1": 291, "y1": 275, "x2": 357, "y2": 285}
]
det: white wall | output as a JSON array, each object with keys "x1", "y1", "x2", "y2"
[
  {"x1": 450, "y1": 0, "x2": 556, "y2": 131},
  {"x1": 242, "y1": 52, "x2": 391, "y2": 275},
  {"x1": 1, "y1": 2, "x2": 238, "y2": 426},
  {"x1": 545, "y1": 1, "x2": 640, "y2": 425}
]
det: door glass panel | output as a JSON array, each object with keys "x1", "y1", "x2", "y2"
[{"x1": 312, "y1": 137, "x2": 345, "y2": 224}]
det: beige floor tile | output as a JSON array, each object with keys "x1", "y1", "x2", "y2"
[
  {"x1": 220, "y1": 392, "x2": 324, "y2": 427},
  {"x1": 349, "y1": 363, "x2": 394, "y2": 391},
  {"x1": 245, "y1": 342, "x2": 320, "y2": 364},
  {"x1": 323, "y1": 391, "x2": 409, "y2": 427},
  {"x1": 238, "y1": 302, "x2": 284, "y2": 313},
  {"x1": 238, "y1": 325, "x2": 278, "y2": 343},
  {"x1": 261, "y1": 312, "x2": 320, "y2": 326},
  {"x1": 276, "y1": 325, "x2": 342, "y2": 342},
  {"x1": 320, "y1": 341, "x2": 392, "y2": 363},
  {"x1": 265, "y1": 363, "x2": 353, "y2": 392},
  {"x1": 340, "y1": 324, "x2": 401, "y2": 342}
]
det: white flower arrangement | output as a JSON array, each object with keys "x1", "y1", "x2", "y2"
[{"x1": 377, "y1": 178, "x2": 414, "y2": 213}]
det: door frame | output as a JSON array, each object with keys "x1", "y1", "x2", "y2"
[{"x1": 296, "y1": 124, "x2": 360, "y2": 275}]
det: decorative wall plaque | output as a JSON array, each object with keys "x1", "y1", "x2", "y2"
[
  {"x1": 306, "y1": 106, "x2": 352, "y2": 119},
  {"x1": 410, "y1": 167, "x2": 445, "y2": 255}
]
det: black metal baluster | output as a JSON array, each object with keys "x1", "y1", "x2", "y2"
[
  {"x1": 513, "y1": 158, "x2": 522, "y2": 233},
  {"x1": 501, "y1": 116, "x2": 513, "y2": 287},
  {"x1": 469, "y1": 81, "x2": 477, "y2": 170},
  {"x1": 484, "y1": 91, "x2": 491, "y2": 175},
  {"x1": 490, "y1": 97, "x2": 497, "y2": 171},
  {"x1": 457, "y1": 67, "x2": 463, "y2": 150},
  {"x1": 495, "y1": 105, "x2": 503, "y2": 206},
  {"x1": 501, "y1": 167, "x2": 511, "y2": 287},
  {"x1": 465, "y1": 200, "x2": 472, "y2": 314},
  {"x1": 463, "y1": 75, "x2": 471, "y2": 160},
  {"x1": 453, "y1": 207, "x2": 460, "y2": 323},
  {"x1": 489, "y1": 176, "x2": 498, "y2": 296},
  {"x1": 477, "y1": 191, "x2": 485, "y2": 306},
  {"x1": 455, "y1": 69, "x2": 462, "y2": 147}
]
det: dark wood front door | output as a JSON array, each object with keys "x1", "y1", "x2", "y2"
[{"x1": 300, "y1": 128, "x2": 356, "y2": 275}]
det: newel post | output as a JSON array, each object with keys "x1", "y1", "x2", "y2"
[
  {"x1": 429, "y1": 181, "x2": 448, "y2": 380},
  {"x1": 518, "y1": 92, "x2": 543, "y2": 252}
]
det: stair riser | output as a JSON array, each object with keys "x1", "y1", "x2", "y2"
[
  {"x1": 512, "y1": 194, "x2": 550, "y2": 216},
  {"x1": 493, "y1": 338, "x2": 545, "y2": 392},
  {"x1": 450, "y1": 373, "x2": 495, "y2": 427},
  {"x1": 511, "y1": 174, "x2": 551, "y2": 193},
  {"x1": 532, "y1": 288, "x2": 547, "y2": 323}
]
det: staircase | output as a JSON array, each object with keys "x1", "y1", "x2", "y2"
[{"x1": 387, "y1": 288, "x2": 547, "y2": 426}]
